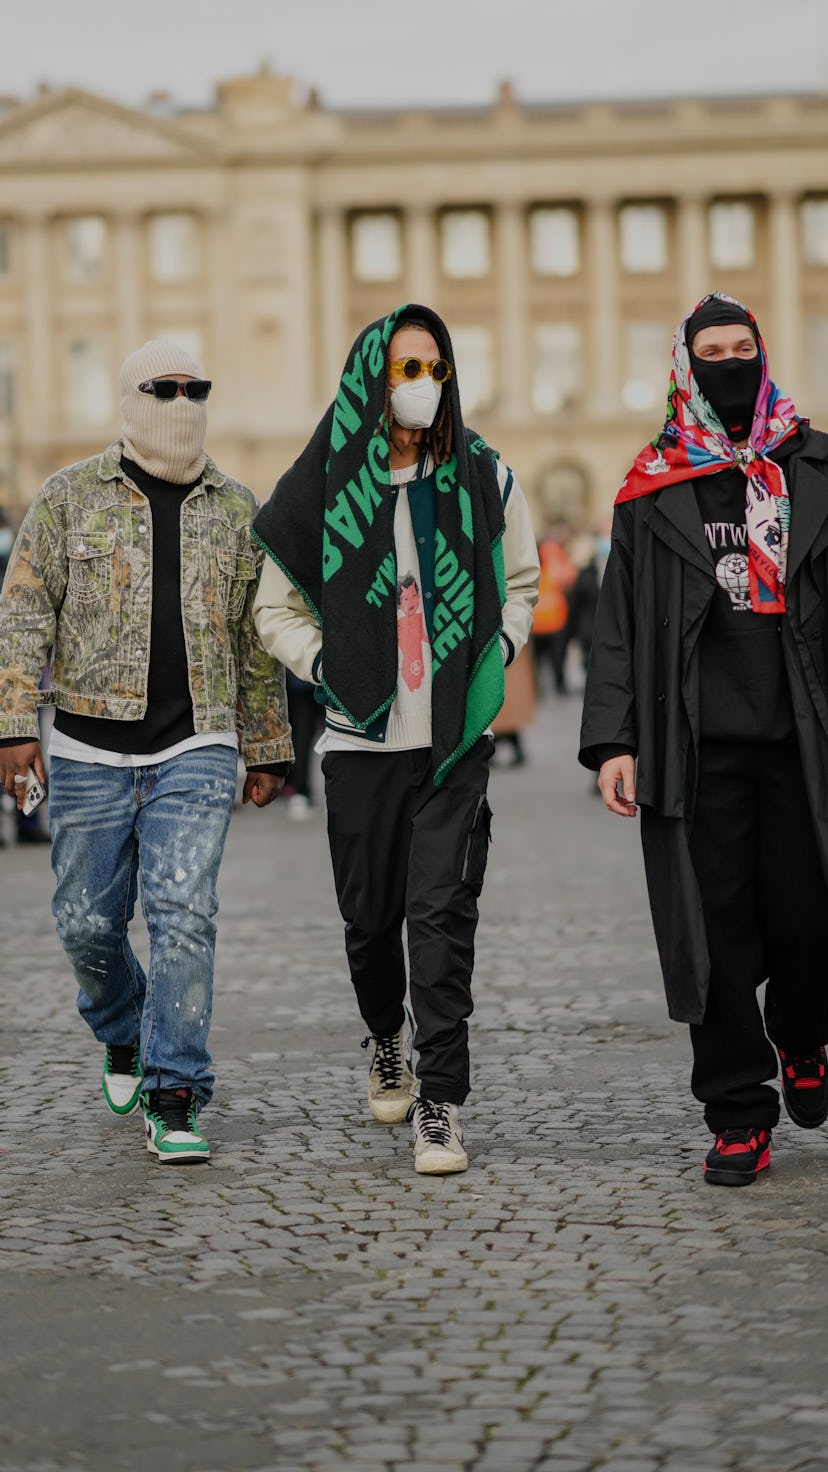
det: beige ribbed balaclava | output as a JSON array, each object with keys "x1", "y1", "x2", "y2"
[{"x1": 119, "y1": 339, "x2": 208, "y2": 484}]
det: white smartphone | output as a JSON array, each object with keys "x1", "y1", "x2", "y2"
[{"x1": 22, "y1": 765, "x2": 46, "y2": 816}]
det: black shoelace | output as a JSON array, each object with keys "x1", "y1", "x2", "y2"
[
  {"x1": 362, "y1": 1033, "x2": 404, "y2": 1090},
  {"x1": 415, "y1": 1099, "x2": 451, "y2": 1145},
  {"x1": 147, "y1": 1086, "x2": 192, "y2": 1132},
  {"x1": 106, "y1": 1042, "x2": 139, "y2": 1074}
]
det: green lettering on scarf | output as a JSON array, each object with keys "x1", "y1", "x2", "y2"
[
  {"x1": 322, "y1": 530, "x2": 344, "y2": 581},
  {"x1": 457, "y1": 484, "x2": 473, "y2": 542},
  {"x1": 450, "y1": 578, "x2": 475, "y2": 625},
  {"x1": 365, "y1": 551, "x2": 396, "y2": 607},
  {"x1": 435, "y1": 542, "x2": 459, "y2": 587},
  {"x1": 367, "y1": 430, "x2": 390, "y2": 481},
  {"x1": 341, "y1": 351, "x2": 368, "y2": 408},
  {"x1": 331, "y1": 386, "x2": 363, "y2": 452},
  {"x1": 435, "y1": 460, "x2": 457, "y2": 494},
  {"x1": 363, "y1": 327, "x2": 389, "y2": 378},
  {"x1": 347, "y1": 462, "x2": 383, "y2": 525},
  {"x1": 325, "y1": 491, "x2": 365, "y2": 550},
  {"x1": 433, "y1": 619, "x2": 465, "y2": 661}
]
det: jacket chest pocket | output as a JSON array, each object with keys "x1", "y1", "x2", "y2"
[
  {"x1": 67, "y1": 531, "x2": 116, "y2": 602},
  {"x1": 215, "y1": 547, "x2": 257, "y2": 621}
]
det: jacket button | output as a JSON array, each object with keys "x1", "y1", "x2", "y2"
[
  {"x1": 662, "y1": 616, "x2": 669, "y2": 627},
  {"x1": 657, "y1": 691, "x2": 666, "y2": 703}
]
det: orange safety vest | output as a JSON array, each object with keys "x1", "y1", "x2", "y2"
[{"x1": 533, "y1": 540, "x2": 576, "y2": 636}]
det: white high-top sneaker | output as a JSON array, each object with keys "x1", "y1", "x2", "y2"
[
  {"x1": 409, "y1": 1097, "x2": 468, "y2": 1174},
  {"x1": 363, "y1": 1008, "x2": 416, "y2": 1123},
  {"x1": 101, "y1": 1041, "x2": 143, "y2": 1116}
]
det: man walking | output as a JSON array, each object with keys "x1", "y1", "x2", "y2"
[
  {"x1": 253, "y1": 305, "x2": 538, "y2": 1174},
  {"x1": 0, "y1": 340, "x2": 292, "y2": 1163},
  {"x1": 580, "y1": 292, "x2": 828, "y2": 1186}
]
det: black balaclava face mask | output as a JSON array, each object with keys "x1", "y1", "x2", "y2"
[{"x1": 686, "y1": 300, "x2": 762, "y2": 441}]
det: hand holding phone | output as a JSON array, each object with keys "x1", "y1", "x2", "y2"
[{"x1": 22, "y1": 765, "x2": 46, "y2": 816}]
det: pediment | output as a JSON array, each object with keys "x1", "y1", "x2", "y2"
[{"x1": 0, "y1": 88, "x2": 215, "y2": 167}]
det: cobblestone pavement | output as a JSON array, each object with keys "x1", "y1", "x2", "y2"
[{"x1": 3, "y1": 696, "x2": 828, "y2": 1472}]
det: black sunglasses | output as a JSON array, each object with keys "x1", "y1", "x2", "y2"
[{"x1": 138, "y1": 378, "x2": 212, "y2": 401}]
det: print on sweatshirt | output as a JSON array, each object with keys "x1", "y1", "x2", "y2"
[{"x1": 397, "y1": 573, "x2": 428, "y2": 692}]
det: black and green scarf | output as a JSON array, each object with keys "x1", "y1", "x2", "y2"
[{"x1": 253, "y1": 304, "x2": 506, "y2": 785}]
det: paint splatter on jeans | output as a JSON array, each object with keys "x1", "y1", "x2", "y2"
[{"x1": 49, "y1": 747, "x2": 237, "y2": 1106}]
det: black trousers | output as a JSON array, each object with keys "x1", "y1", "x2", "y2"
[
  {"x1": 322, "y1": 738, "x2": 494, "y2": 1105},
  {"x1": 286, "y1": 679, "x2": 324, "y2": 800},
  {"x1": 688, "y1": 738, "x2": 828, "y2": 1132}
]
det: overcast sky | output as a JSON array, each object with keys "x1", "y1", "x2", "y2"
[{"x1": 2, "y1": 0, "x2": 827, "y2": 113}]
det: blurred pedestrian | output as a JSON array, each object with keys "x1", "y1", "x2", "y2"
[
  {"x1": 0, "y1": 340, "x2": 292, "y2": 1164},
  {"x1": 491, "y1": 643, "x2": 536, "y2": 766},
  {"x1": 283, "y1": 668, "x2": 324, "y2": 819},
  {"x1": 533, "y1": 533, "x2": 575, "y2": 695},
  {"x1": 0, "y1": 510, "x2": 49, "y2": 845},
  {"x1": 564, "y1": 532, "x2": 601, "y2": 684},
  {"x1": 580, "y1": 291, "x2": 828, "y2": 1187},
  {"x1": 253, "y1": 304, "x2": 538, "y2": 1174}
]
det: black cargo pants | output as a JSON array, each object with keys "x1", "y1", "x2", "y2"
[{"x1": 321, "y1": 737, "x2": 494, "y2": 1104}]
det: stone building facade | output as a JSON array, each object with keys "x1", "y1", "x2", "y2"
[{"x1": 2, "y1": 71, "x2": 828, "y2": 527}]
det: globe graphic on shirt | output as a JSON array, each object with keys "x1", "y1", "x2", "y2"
[{"x1": 715, "y1": 552, "x2": 751, "y2": 609}]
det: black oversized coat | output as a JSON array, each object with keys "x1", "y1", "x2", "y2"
[{"x1": 579, "y1": 427, "x2": 828, "y2": 1024}]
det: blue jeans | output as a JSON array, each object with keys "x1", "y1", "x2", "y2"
[{"x1": 49, "y1": 747, "x2": 237, "y2": 1107}]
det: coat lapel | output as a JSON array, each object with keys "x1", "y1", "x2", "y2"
[
  {"x1": 644, "y1": 483, "x2": 714, "y2": 579},
  {"x1": 786, "y1": 445, "x2": 828, "y2": 585}
]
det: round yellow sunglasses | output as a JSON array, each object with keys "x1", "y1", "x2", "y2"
[{"x1": 389, "y1": 357, "x2": 453, "y2": 383}]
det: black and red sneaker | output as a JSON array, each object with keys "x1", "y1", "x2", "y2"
[
  {"x1": 778, "y1": 1046, "x2": 828, "y2": 1129},
  {"x1": 703, "y1": 1127, "x2": 772, "y2": 1187}
]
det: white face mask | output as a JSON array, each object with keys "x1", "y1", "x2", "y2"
[{"x1": 390, "y1": 375, "x2": 442, "y2": 430}]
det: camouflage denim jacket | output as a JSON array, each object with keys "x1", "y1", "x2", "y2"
[{"x1": 0, "y1": 443, "x2": 293, "y2": 768}]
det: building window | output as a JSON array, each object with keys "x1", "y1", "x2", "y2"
[
  {"x1": 806, "y1": 316, "x2": 828, "y2": 398},
  {"x1": 619, "y1": 204, "x2": 668, "y2": 274},
  {"x1": 530, "y1": 207, "x2": 579, "y2": 276},
  {"x1": 63, "y1": 216, "x2": 107, "y2": 282},
  {"x1": 451, "y1": 326, "x2": 494, "y2": 413},
  {"x1": 536, "y1": 461, "x2": 589, "y2": 527},
  {"x1": 66, "y1": 338, "x2": 113, "y2": 426},
  {"x1": 150, "y1": 213, "x2": 200, "y2": 282},
  {"x1": 802, "y1": 200, "x2": 828, "y2": 267},
  {"x1": 709, "y1": 201, "x2": 755, "y2": 270},
  {"x1": 532, "y1": 324, "x2": 581, "y2": 413},
  {"x1": 0, "y1": 342, "x2": 14, "y2": 421},
  {"x1": 351, "y1": 213, "x2": 402, "y2": 282},
  {"x1": 440, "y1": 210, "x2": 490, "y2": 280},
  {"x1": 622, "y1": 322, "x2": 669, "y2": 412},
  {"x1": 0, "y1": 224, "x2": 10, "y2": 278}
]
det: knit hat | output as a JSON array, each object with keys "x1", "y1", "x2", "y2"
[
  {"x1": 119, "y1": 339, "x2": 208, "y2": 484},
  {"x1": 685, "y1": 298, "x2": 757, "y2": 350}
]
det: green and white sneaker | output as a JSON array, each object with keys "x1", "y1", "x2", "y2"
[
  {"x1": 102, "y1": 1042, "x2": 143, "y2": 1116},
  {"x1": 142, "y1": 1087, "x2": 210, "y2": 1164},
  {"x1": 363, "y1": 1007, "x2": 417, "y2": 1124},
  {"x1": 410, "y1": 1098, "x2": 468, "y2": 1174}
]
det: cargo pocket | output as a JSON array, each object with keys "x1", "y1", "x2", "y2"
[{"x1": 460, "y1": 794, "x2": 493, "y2": 896}]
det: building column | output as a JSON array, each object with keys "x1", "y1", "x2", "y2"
[
  {"x1": 113, "y1": 211, "x2": 143, "y2": 362},
  {"x1": 585, "y1": 197, "x2": 619, "y2": 419},
  {"x1": 21, "y1": 213, "x2": 55, "y2": 445},
  {"x1": 316, "y1": 206, "x2": 349, "y2": 399},
  {"x1": 404, "y1": 204, "x2": 437, "y2": 307},
  {"x1": 768, "y1": 190, "x2": 803, "y2": 402},
  {"x1": 205, "y1": 206, "x2": 232, "y2": 429},
  {"x1": 677, "y1": 193, "x2": 708, "y2": 312},
  {"x1": 494, "y1": 200, "x2": 530, "y2": 420}
]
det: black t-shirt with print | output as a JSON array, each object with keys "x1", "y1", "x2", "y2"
[{"x1": 694, "y1": 465, "x2": 794, "y2": 741}]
